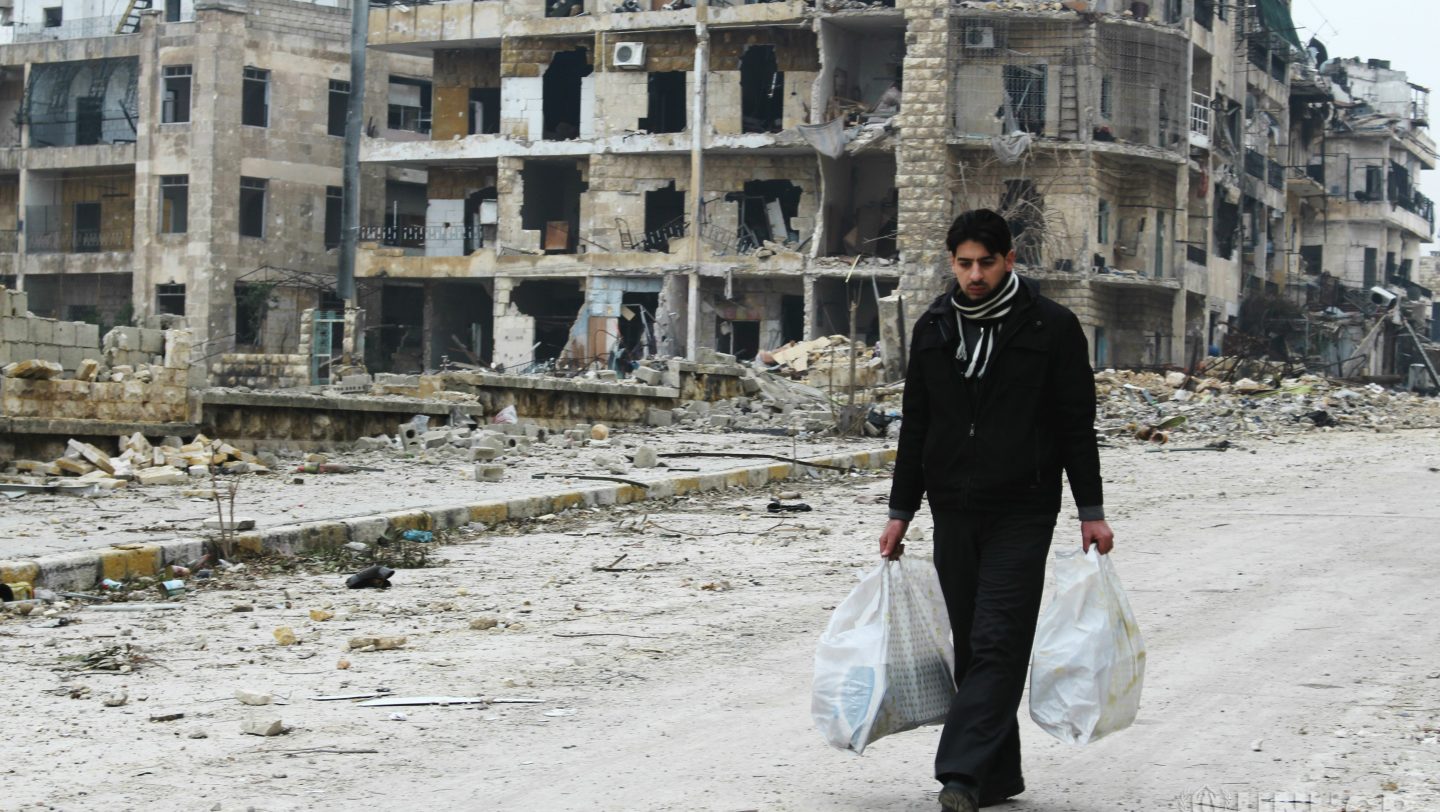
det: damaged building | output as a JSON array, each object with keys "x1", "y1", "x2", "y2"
[
  {"x1": 356, "y1": 0, "x2": 1362, "y2": 373},
  {"x1": 0, "y1": 0, "x2": 429, "y2": 379}
]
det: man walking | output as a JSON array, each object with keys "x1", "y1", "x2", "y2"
[{"x1": 878, "y1": 209, "x2": 1114, "y2": 811}]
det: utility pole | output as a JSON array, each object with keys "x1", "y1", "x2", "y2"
[
  {"x1": 686, "y1": 0, "x2": 709, "y2": 359},
  {"x1": 337, "y1": 0, "x2": 368, "y2": 303}
]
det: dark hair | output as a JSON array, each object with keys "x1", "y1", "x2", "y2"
[{"x1": 945, "y1": 209, "x2": 1013, "y2": 257}]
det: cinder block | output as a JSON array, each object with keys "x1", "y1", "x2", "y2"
[
  {"x1": 53, "y1": 320, "x2": 77, "y2": 346},
  {"x1": 28, "y1": 319, "x2": 53, "y2": 344},
  {"x1": 0, "y1": 317, "x2": 25, "y2": 342},
  {"x1": 10, "y1": 341, "x2": 36, "y2": 361},
  {"x1": 75, "y1": 322, "x2": 99, "y2": 348},
  {"x1": 7, "y1": 290, "x2": 26, "y2": 317},
  {"x1": 59, "y1": 345, "x2": 85, "y2": 371},
  {"x1": 139, "y1": 329, "x2": 164, "y2": 355}
]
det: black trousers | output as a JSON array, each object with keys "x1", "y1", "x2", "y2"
[{"x1": 931, "y1": 510, "x2": 1056, "y2": 794}]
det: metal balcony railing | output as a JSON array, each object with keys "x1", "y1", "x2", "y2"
[
  {"x1": 12, "y1": 11, "x2": 193, "y2": 41},
  {"x1": 26, "y1": 228, "x2": 132, "y2": 254},
  {"x1": 1244, "y1": 149, "x2": 1266, "y2": 180},
  {"x1": 1267, "y1": 159, "x2": 1285, "y2": 191}
]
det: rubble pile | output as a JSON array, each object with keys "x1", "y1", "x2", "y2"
[
  {"x1": 3, "y1": 433, "x2": 273, "y2": 490},
  {"x1": 1095, "y1": 364, "x2": 1440, "y2": 444},
  {"x1": 759, "y1": 336, "x2": 884, "y2": 391}
]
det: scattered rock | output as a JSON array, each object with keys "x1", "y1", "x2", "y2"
[{"x1": 241, "y1": 717, "x2": 286, "y2": 737}]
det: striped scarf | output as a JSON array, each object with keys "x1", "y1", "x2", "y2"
[{"x1": 950, "y1": 272, "x2": 1019, "y2": 379}]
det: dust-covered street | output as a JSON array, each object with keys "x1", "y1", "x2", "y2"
[{"x1": 2, "y1": 428, "x2": 1436, "y2": 812}]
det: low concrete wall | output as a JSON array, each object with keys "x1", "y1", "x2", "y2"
[
  {"x1": 420, "y1": 370, "x2": 681, "y2": 427},
  {"x1": 199, "y1": 390, "x2": 488, "y2": 449}
]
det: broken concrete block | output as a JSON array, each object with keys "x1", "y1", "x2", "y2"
[
  {"x1": 235, "y1": 689, "x2": 273, "y2": 706},
  {"x1": 740, "y1": 376, "x2": 761, "y2": 395},
  {"x1": 3, "y1": 359, "x2": 62, "y2": 379},
  {"x1": 448, "y1": 430, "x2": 472, "y2": 448},
  {"x1": 594, "y1": 369, "x2": 618, "y2": 382},
  {"x1": 75, "y1": 359, "x2": 100, "y2": 382},
  {"x1": 470, "y1": 446, "x2": 500, "y2": 462},
  {"x1": 686, "y1": 400, "x2": 712, "y2": 418},
  {"x1": 187, "y1": 465, "x2": 208, "y2": 478},
  {"x1": 633, "y1": 446, "x2": 658, "y2": 468},
  {"x1": 241, "y1": 717, "x2": 285, "y2": 737},
  {"x1": 594, "y1": 453, "x2": 628, "y2": 475},
  {"x1": 1165, "y1": 371, "x2": 1188, "y2": 388},
  {"x1": 54, "y1": 457, "x2": 97, "y2": 476},
  {"x1": 348, "y1": 635, "x2": 406, "y2": 651},
  {"x1": 398, "y1": 424, "x2": 423, "y2": 450},
  {"x1": 497, "y1": 422, "x2": 526, "y2": 437},
  {"x1": 708, "y1": 414, "x2": 733, "y2": 429},
  {"x1": 633, "y1": 366, "x2": 663, "y2": 386},
  {"x1": 68, "y1": 440, "x2": 116, "y2": 474},
  {"x1": 645, "y1": 407, "x2": 673, "y2": 427},
  {"x1": 421, "y1": 430, "x2": 448, "y2": 449},
  {"x1": 473, "y1": 464, "x2": 505, "y2": 482},
  {"x1": 135, "y1": 466, "x2": 186, "y2": 486}
]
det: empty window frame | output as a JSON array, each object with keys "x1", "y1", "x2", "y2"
[
  {"x1": 42, "y1": 6, "x2": 61, "y2": 27},
  {"x1": 1100, "y1": 75, "x2": 1114, "y2": 120},
  {"x1": 328, "y1": 80, "x2": 349, "y2": 137},
  {"x1": 156, "y1": 283, "x2": 186, "y2": 316},
  {"x1": 1097, "y1": 199, "x2": 1110, "y2": 245},
  {"x1": 1003, "y1": 65, "x2": 1047, "y2": 135},
  {"x1": 160, "y1": 175, "x2": 188, "y2": 234},
  {"x1": 387, "y1": 77, "x2": 432, "y2": 134},
  {"x1": 324, "y1": 185, "x2": 342, "y2": 249},
  {"x1": 239, "y1": 176, "x2": 267, "y2": 238},
  {"x1": 162, "y1": 66, "x2": 192, "y2": 124},
  {"x1": 165, "y1": 0, "x2": 181, "y2": 21},
  {"x1": 242, "y1": 67, "x2": 270, "y2": 127}
]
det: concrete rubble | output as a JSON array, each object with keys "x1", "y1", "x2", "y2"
[{"x1": 2, "y1": 433, "x2": 274, "y2": 490}]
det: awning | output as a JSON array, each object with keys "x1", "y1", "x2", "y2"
[{"x1": 1257, "y1": 0, "x2": 1304, "y2": 51}]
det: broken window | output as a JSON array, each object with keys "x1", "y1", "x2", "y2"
[
  {"x1": 1299, "y1": 245, "x2": 1322, "y2": 275},
  {"x1": 1100, "y1": 75, "x2": 1113, "y2": 120},
  {"x1": 239, "y1": 176, "x2": 266, "y2": 239},
  {"x1": 781, "y1": 295, "x2": 804, "y2": 343},
  {"x1": 1363, "y1": 247, "x2": 1378, "y2": 287},
  {"x1": 324, "y1": 185, "x2": 342, "y2": 249},
  {"x1": 740, "y1": 46, "x2": 783, "y2": 134},
  {"x1": 328, "y1": 80, "x2": 349, "y2": 137},
  {"x1": 718, "y1": 319, "x2": 761, "y2": 362},
  {"x1": 387, "y1": 77, "x2": 432, "y2": 134},
  {"x1": 464, "y1": 187, "x2": 498, "y2": 253},
  {"x1": 160, "y1": 175, "x2": 188, "y2": 234},
  {"x1": 383, "y1": 181, "x2": 428, "y2": 248},
  {"x1": 546, "y1": 0, "x2": 583, "y2": 18},
  {"x1": 511, "y1": 280, "x2": 584, "y2": 362},
  {"x1": 643, "y1": 182, "x2": 685, "y2": 252},
  {"x1": 520, "y1": 161, "x2": 584, "y2": 253},
  {"x1": 374, "y1": 284, "x2": 424, "y2": 372},
  {"x1": 162, "y1": 66, "x2": 191, "y2": 124},
  {"x1": 618, "y1": 292, "x2": 659, "y2": 361},
  {"x1": 1097, "y1": 199, "x2": 1110, "y2": 245},
  {"x1": 468, "y1": 88, "x2": 500, "y2": 135},
  {"x1": 642, "y1": 72, "x2": 686, "y2": 134},
  {"x1": 542, "y1": 50, "x2": 592, "y2": 141},
  {"x1": 242, "y1": 67, "x2": 269, "y2": 127},
  {"x1": 156, "y1": 283, "x2": 186, "y2": 316},
  {"x1": 1000, "y1": 179, "x2": 1043, "y2": 266},
  {"x1": 728, "y1": 179, "x2": 801, "y2": 251},
  {"x1": 42, "y1": 7, "x2": 61, "y2": 27},
  {"x1": 1214, "y1": 196, "x2": 1238, "y2": 260},
  {"x1": 1002, "y1": 65, "x2": 1046, "y2": 135}
]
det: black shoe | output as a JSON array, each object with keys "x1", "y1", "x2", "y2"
[
  {"x1": 979, "y1": 778, "x2": 1025, "y2": 807},
  {"x1": 939, "y1": 782, "x2": 979, "y2": 812}
]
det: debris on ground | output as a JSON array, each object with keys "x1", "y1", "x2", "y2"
[{"x1": 2, "y1": 432, "x2": 273, "y2": 489}]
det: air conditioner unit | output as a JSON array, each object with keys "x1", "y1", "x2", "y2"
[
  {"x1": 613, "y1": 42, "x2": 646, "y2": 69},
  {"x1": 962, "y1": 26, "x2": 995, "y2": 49}
]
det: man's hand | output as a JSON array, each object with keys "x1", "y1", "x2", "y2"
[
  {"x1": 1081, "y1": 519, "x2": 1114, "y2": 555},
  {"x1": 879, "y1": 519, "x2": 909, "y2": 560}
]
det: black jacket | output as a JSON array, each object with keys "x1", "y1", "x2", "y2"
[{"x1": 887, "y1": 275, "x2": 1104, "y2": 520}]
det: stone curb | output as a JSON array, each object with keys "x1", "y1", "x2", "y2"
[{"x1": 1, "y1": 447, "x2": 897, "y2": 592}]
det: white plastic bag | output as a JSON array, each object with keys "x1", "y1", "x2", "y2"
[
  {"x1": 812, "y1": 557, "x2": 956, "y2": 754},
  {"x1": 490, "y1": 404, "x2": 518, "y2": 424},
  {"x1": 1029, "y1": 548, "x2": 1146, "y2": 745}
]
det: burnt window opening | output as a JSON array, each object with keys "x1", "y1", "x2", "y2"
[
  {"x1": 730, "y1": 179, "x2": 802, "y2": 251},
  {"x1": 429, "y1": 281, "x2": 493, "y2": 368},
  {"x1": 387, "y1": 77, "x2": 432, "y2": 134},
  {"x1": 718, "y1": 319, "x2": 761, "y2": 362},
  {"x1": 468, "y1": 88, "x2": 500, "y2": 135},
  {"x1": 1299, "y1": 244, "x2": 1323, "y2": 275},
  {"x1": 643, "y1": 182, "x2": 685, "y2": 252},
  {"x1": 520, "y1": 161, "x2": 585, "y2": 254},
  {"x1": 1361, "y1": 165, "x2": 1383, "y2": 201},
  {"x1": 1214, "y1": 196, "x2": 1238, "y2": 260},
  {"x1": 162, "y1": 66, "x2": 192, "y2": 124},
  {"x1": 511, "y1": 280, "x2": 585, "y2": 362},
  {"x1": 642, "y1": 71, "x2": 686, "y2": 134},
  {"x1": 324, "y1": 185, "x2": 342, "y2": 249},
  {"x1": 373, "y1": 284, "x2": 425, "y2": 373},
  {"x1": 740, "y1": 46, "x2": 783, "y2": 134},
  {"x1": 1002, "y1": 64, "x2": 1046, "y2": 135},
  {"x1": 42, "y1": 7, "x2": 61, "y2": 26},
  {"x1": 463, "y1": 186, "x2": 498, "y2": 254},
  {"x1": 328, "y1": 80, "x2": 349, "y2": 137},
  {"x1": 814, "y1": 277, "x2": 897, "y2": 343},
  {"x1": 1363, "y1": 247, "x2": 1378, "y2": 288},
  {"x1": 242, "y1": 67, "x2": 269, "y2": 127},
  {"x1": 383, "y1": 180, "x2": 428, "y2": 248},
  {"x1": 160, "y1": 175, "x2": 188, "y2": 234},
  {"x1": 546, "y1": 0, "x2": 583, "y2": 18},
  {"x1": 542, "y1": 50, "x2": 592, "y2": 141},
  {"x1": 1000, "y1": 178, "x2": 1043, "y2": 266},
  {"x1": 156, "y1": 283, "x2": 186, "y2": 316}
]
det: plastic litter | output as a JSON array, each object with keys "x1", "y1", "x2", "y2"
[
  {"x1": 345, "y1": 565, "x2": 395, "y2": 590},
  {"x1": 491, "y1": 404, "x2": 518, "y2": 424},
  {"x1": 1029, "y1": 549, "x2": 1146, "y2": 745},
  {"x1": 812, "y1": 557, "x2": 955, "y2": 754},
  {"x1": 401, "y1": 530, "x2": 434, "y2": 543}
]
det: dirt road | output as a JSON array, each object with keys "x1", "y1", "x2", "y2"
[{"x1": 2, "y1": 429, "x2": 1436, "y2": 811}]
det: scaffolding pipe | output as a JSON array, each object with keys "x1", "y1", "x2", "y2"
[
  {"x1": 686, "y1": 0, "x2": 709, "y2": 360},
  {"x1": 337, "y1": 0, "x2": 367, "y2": 303}
]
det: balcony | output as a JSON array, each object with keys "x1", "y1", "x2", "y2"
[
  {"x1": 27, "y1": 228, "x2": 132, "y2": 254},
  {"x1": 1188, "y1": 91, "x2": 1211, "y2": 150},
  {"x1": 1285, "y1": 164, "x2": 1326, "y2": 197},
  {"x1": 1267, "y1": 158, "x2": 1284, "y2": 191},
  {"x1": 1397, "y1": 190, "x2": 1436, "y2": 235},
  {"x1": 1243, "y1": 148, "x2": 1265, "y2": 179}
]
